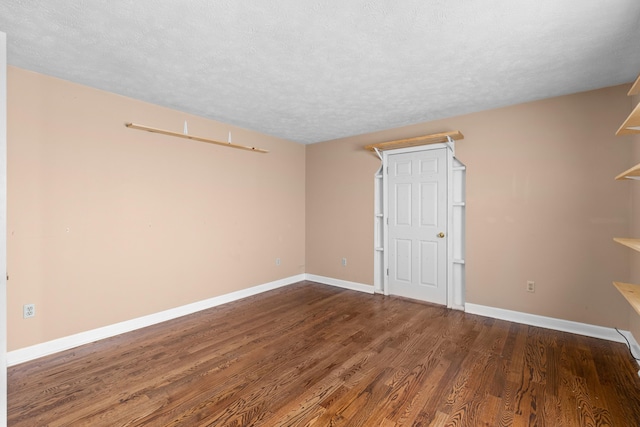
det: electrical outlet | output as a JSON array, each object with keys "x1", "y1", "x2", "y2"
[
  {"x1": 342, "y1": 258, "x2": 347, "y2": 266},
  {"x1": 23, "y1": 303, "x2": 35, "y2": 319},
  {"x1": 275, "y1": 257, "x2": 281, "y2": 266},
  {"x1": 526, "y1": 281, "x2": 535, "y2": 293}
]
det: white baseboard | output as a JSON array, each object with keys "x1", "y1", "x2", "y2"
[
  {"x1": 304, "y1": 274, "x2": 375, "y2": 294},
  {"x1": 7, "y1": 274, "x2": 305, "y2": 367},
  {"x1": 465, "y1": 303, "x2": 638, "y2": 346},
  {"x1": 11, "y1": 279, "x2": 635, "y2": 368},
  {"x1": 628, "y1": 334, "x2": 640, "y2": 367}
]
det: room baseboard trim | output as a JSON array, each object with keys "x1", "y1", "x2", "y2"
[
  {"x1": 7, "y1": 274, "x2": 306, "y2": 367},
  {"x1": 465, "y1": 303, "x2": 637, "y2": 346},
  {"x1": 628, "y1": 333, "x2": 640, "y2": 369},
  {"x1": 305, "y1": 274, "x2": 375, "y2": 294},
  {"x1": 12, "y1": 281, "x2": 636, "y2": 368}
]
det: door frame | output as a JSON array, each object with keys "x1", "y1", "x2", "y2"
[{"x1": 374, "y1": 142, "x2": 465, "y2": 309}]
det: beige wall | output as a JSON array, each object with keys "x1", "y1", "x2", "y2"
[
  {"x1": 8, "y1": 67, "x2": 306, "y2": 350},
  {"x1": 307, "y1": 85, "x2": 634, "y2": 328},
  {"x1": 305, "y1": 139, "x2": 380, "y2": 283},
  {"x1": 8, "y1": 64, "x2": 638, "y2": 352}
]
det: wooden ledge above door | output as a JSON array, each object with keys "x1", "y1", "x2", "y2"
[{"x1": 363, "y1": 131, "x2": 464, "y2": 152}]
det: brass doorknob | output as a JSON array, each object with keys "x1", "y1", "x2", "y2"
[{"x1": 437, "y1": 232, "x2": 445, "y2": 238}]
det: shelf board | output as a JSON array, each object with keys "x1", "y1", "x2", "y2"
[
  {"x1": 615, "y1": 163, "x2": 640, "y2": 180},
  {"x1": 629, "y1": 73, "x2": 640, "y2": 96},
  {"x1": 613, "y1": 282, "x2": 640, "y2": 316},
  {"x1": 614, "y1": 237, "x2": 640, "y2": 252},
  {"x1": 364, "y1": 131, "x2": 464, "y2": 152},
  {"x1": 125, "y1": 122, "x2": 268, "y2": 153},
  {"x1": 616, "y1": 102, "x2": 640, "y2": 136}
]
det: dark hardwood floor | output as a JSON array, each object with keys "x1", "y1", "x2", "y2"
[{"x1": 8, "y1": 281, "x2": 640, "y2": 426}]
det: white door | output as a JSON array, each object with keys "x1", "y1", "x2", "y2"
[{"x1": 387, "y1": 148, "x2": 447, "y2": 304}]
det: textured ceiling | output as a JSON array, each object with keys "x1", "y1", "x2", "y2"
[{"x1": 1, "y1": 1, "x2": 640, "y2": 144}]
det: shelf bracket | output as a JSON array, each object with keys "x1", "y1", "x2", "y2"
[{"x1": 446, "y1": 135, "x2": 455, "y2": 154}]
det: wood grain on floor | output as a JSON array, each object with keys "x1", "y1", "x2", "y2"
[{"x1": 8, "y1": 281, "x2": 640, "y2": 426}]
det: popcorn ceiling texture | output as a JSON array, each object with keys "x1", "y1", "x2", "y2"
[{"x1": 1, "y1": 1, "x2": 640, "y2": 144}]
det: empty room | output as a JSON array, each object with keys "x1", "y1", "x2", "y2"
[{"x1": 2, "y1": 1, "x2": 640, "y2": 426}]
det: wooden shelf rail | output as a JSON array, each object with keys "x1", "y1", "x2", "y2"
[
  {"x1": 125, "y1": 123, "x2": 268, "y2": 153},
  {"x1": 614, "y1": 237, "x2": 640, "y2": 252},
  {"x1": 364, "y1": 131, "x2": 464, "y2": 152},
  {"x1": 616, "y1": 102, "x2": 640, "y2": 136},
  {"x1": 615, "y1": 163, "x2": 640, "y2": 180},
  {"x1": 613, "y1": 73, "x2": 640, "y2": 321},
  {"x1": 629, "y1": 73, "x2": 640, "y2": 96},
  {"x1": 613, "y1": 282, "x2": 640, "y2": 316}
]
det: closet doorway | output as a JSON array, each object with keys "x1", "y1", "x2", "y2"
[{"x1": 373, "y1": 141, "x2": 465, "y2": 309}]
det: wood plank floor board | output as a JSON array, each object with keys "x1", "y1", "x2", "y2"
[
  {"x1": 142, "y1": 290, "x2": 420, "y2": 426},
  {"x1": 592, "y1": 351, "x2": 640, "y2": 425},
  {"x1": 8, "y1": 281, "x2": 640, "y2": 426}
]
